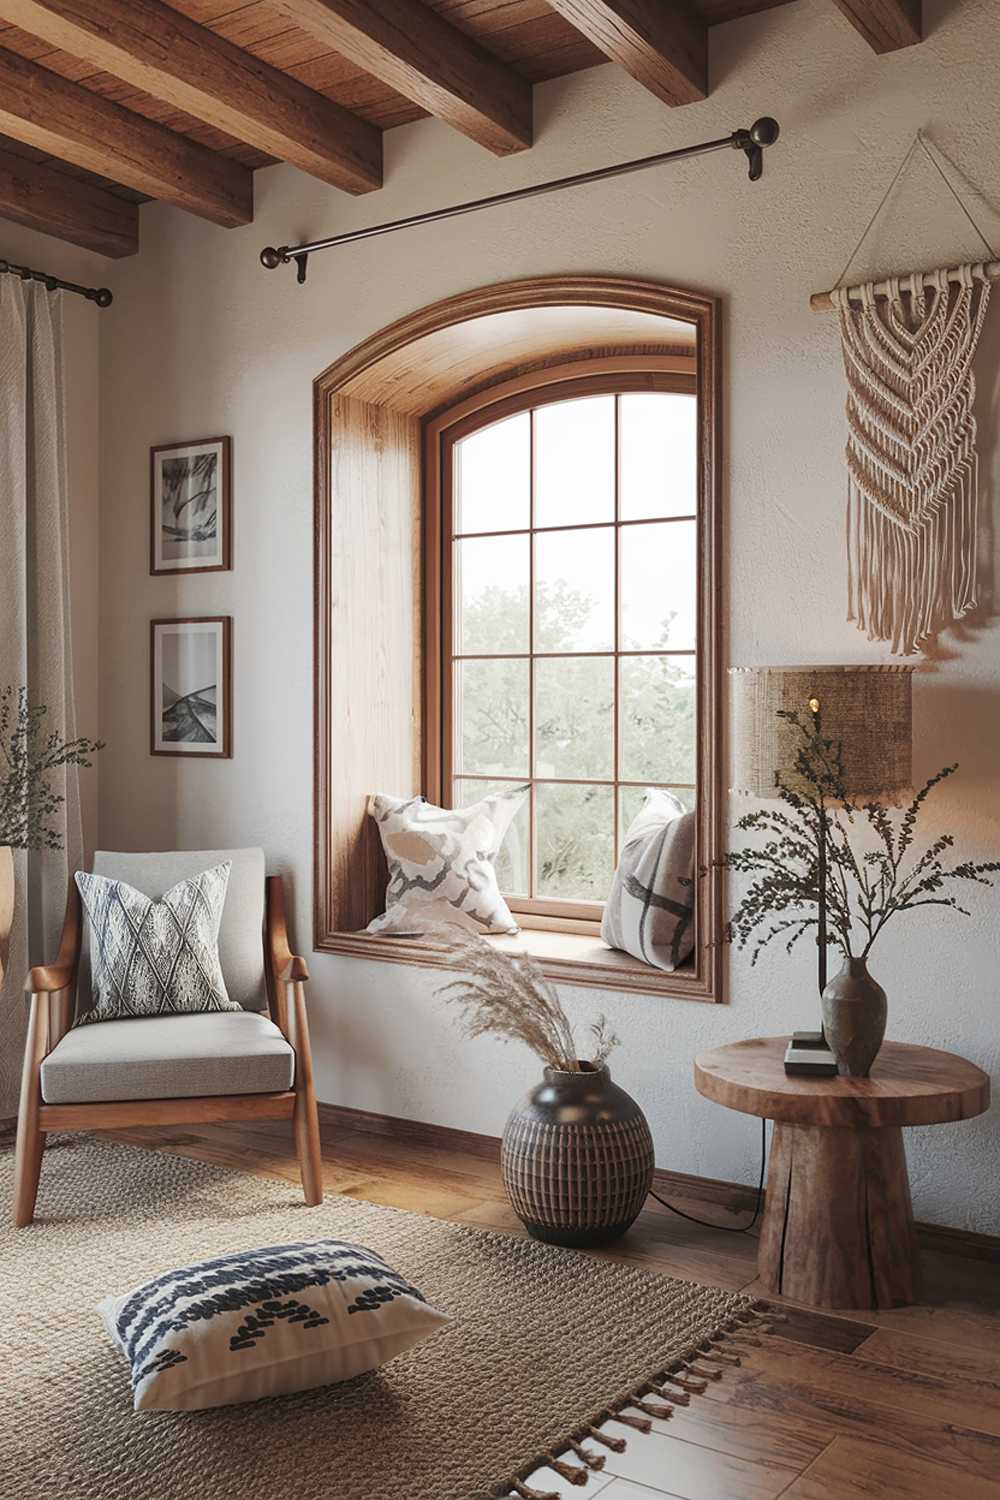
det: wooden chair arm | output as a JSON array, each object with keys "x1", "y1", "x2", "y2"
[
  {"x1": 24, "y1": 878, "x2": 82, "y2": 996},
  {"x1": 266, "y1": 875, "x2": 309, "y2": 989}
]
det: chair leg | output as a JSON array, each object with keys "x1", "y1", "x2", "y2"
[
  {"x1": 14, "y1": 993, "x2": 50, "y2": 1227},
  {"x1": 291, "y1": 980, "x2": 323, "y2": 1206}
]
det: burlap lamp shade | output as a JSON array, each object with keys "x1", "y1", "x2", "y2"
[{"x1": 730, "y1": 665, "x2": 914, "y2": 800}]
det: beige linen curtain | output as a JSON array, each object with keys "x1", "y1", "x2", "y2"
[{"x1": 0, "y1": 279, "x2": 83, "y2": 1118}]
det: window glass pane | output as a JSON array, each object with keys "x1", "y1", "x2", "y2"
[
  {"x1": 620, "y1": 519, "x2": 696, "y2": 650},
  {"x1": 454, "y1": 535, "x2": 529, "y2": 654},
  {"x1": 536, "y1": 783, "x2": 614, "y2": 902},
  {"x1": 620, "y1": 655, "x2": 696, "y2": 784},
  {"x1": 534, "y1": 527, "x2": 614, "y2": 651},
  {"x1": 454, "y1": 778, "x2": 529, "y2": 895},
  {"x1": 455, "y1": 412, "x2": 529, "y2": 534},
  {"x1": 455, "y1": 658, "x2": 529, "y2": 777},
  {"x1": 618, "y1": 785, "x2": 696, "y2": 856},
  {"x1": 534, "y1": 395, "x2": 614, "y2": 528},
  {"x1": 534, "y1": 656, "x2": 614, "y2": 780},
  {"x1": 620, "y1": 393, "x2": 697, "y2": 520}
]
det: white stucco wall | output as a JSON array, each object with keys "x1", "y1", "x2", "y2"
[{"x1": 97, "y1": 0, "x2": 1000, "y2": 1231}]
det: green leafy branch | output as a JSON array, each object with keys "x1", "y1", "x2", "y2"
[
  {"x1": 0, "y1": 686, "x2": 104, "y2": 851},
  {"x1": 721, "y1": 710, "x2": 999, "y2": 967}
]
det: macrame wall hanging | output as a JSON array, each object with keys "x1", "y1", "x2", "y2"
[{"x1": 811, "y1": 134, "x2": 999, "y2": 656}]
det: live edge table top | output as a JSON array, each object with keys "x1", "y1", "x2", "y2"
[{"x1": 694, "y1": 1037, "x2": 991, "y2": 1129}]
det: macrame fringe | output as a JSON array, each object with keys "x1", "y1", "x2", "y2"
[
  {"x1": 836, "y1": 264, "x2": 991, "y2": 655},
  {"x1": 494, "y1": 1303, "x2": 776, "y2": 1498}
]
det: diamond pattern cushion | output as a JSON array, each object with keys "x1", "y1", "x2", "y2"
[{"x1": 75, "y1": 862, "x2": 240, "y2": 1024}]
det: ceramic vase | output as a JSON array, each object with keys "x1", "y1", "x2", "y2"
[
  {"x1": 821, "y1": 956, "x2": 887, "y2": 1078},
  {"x1": 501, "y1": 1061, "x2": 654, "y2": 1247}
]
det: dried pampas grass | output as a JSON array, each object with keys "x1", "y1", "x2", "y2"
[{"x1": 435, "y1": 925, "x2": 619, "y2": 1071}]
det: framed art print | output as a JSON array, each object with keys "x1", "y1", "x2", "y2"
[
  {"x1": 151, "y1": 436, "x2": 231, "y2": 574},
  {"x1": 151, "y1": 617, "x2": 232, "y2": 758}
]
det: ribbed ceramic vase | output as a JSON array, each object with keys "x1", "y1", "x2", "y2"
[
  {"x1": 501, "y1": 1061, "x2": 654, "y2": 1247},
  {"x1": 821, "y1": 956, "x2": 887, "y2": 1078}
]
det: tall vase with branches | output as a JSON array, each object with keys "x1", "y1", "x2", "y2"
[
  {"x1": 721, "y1": 710, "x2": 998, "y2": 1075},
  {"x1": 0, "y1": 686, "x2": 103, "y2": 989}
]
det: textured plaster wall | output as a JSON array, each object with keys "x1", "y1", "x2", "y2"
[
  {"x1": 97, "y1": 0, "x2": 1000, "y2": 1231},
  {"x1": 1, "y1": 221, "x2": 103, "y2": 857}
]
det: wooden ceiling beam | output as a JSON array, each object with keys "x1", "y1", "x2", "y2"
[
  {"x1": 543, "y1": 0, "x2": 706, "y2": 106},
  {"x1": 0, "y1": 46, "x2": 252, "y2": 226},
  {"x1": 0, "y1": 143, "x2": 138, "y2": 256},
  {"x1": 830, "y1": 0, "x2": 922, "y2": 52},
  {"x1": 272, "y1": 0, "x2": 533, "y2": 156},
  {"x1": 0, "y1": 0, "x2": 382, "y2": 194}
]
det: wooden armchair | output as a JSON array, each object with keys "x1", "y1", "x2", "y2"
[{"x1": 13, "y1": 850, "x2": 322, "y2": 1227}]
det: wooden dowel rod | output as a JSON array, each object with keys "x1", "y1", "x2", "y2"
[{"x1": 810, "y1": 260, "x2": 1000, "y2": 311}]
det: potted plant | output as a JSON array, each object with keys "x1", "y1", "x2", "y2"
[
  {"x1": 721, "y1": 710, "x2": 998, "y2": 1076},
  {"x1": 0, "y1": 686, "x2": 103, "y2": 990},
  {"x1": 438, "y1": 928, "x2": 653, "y2": 1246}
]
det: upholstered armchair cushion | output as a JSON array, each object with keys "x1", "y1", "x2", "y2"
[
  {"x1": 87, "y1": 848, "x2": 268, "y2": 1011},
  {"x1": 40, "y1": 1012, "x2": 294, "y2": 1104}
]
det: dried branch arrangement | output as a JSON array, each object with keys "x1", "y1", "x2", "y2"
[
  {"x1": 436, "y1": 926, "x2": 618, "y2": 1071},
  {"x1": 0, "y1": 686, "x2": 103, "y2": 851},
  {"x1": 721, "y1": 710, "x2": 999, "y2": 966}
]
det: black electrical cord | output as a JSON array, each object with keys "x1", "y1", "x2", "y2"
[{"x1": 648, "y1": 1116, "x2": 768, "y2": 1234}]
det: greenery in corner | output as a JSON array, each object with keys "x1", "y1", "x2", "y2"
[
  {"x1": 721, "y1": 710, "x2": 999, "y2": 966},
  {"x1": 0, "y1": 686, "x2": 103, "y2": 851},
  {"x1": 436, "y1": 925, "x2": 619, "y2": 1071}
]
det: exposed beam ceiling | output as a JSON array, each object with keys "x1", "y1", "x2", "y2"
[
  {"x1": 271, "y1": 0, "x2": 533, "y2": 155},
  {"x1": 0, "y1": 140, "x2": 137, "y2": 254},
  {"x1": 0, "y1": 0, "x2": 383, "y2": 193},
  {"x1": 830, "y1": 0, "x2": 922, "y2": 52},
  {"x1": 0, "y1": 45, "x2": 252, "y2": 225},
  {"x1": 544, "y1": 0, "x2": 706, "y2": 107}
]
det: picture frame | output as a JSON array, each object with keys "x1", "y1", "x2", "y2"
[
  {"x1": 150, "y1": 436, "x2": 231, "y2": 575},
  {"x1": 150, "y1": 617, "x2": 232, "y2": 758}
]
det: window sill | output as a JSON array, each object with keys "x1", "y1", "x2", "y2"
[{"x1": 314, "y1": 926, "x2": 719, "y2": 1001}]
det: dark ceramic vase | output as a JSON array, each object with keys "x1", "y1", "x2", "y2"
[
  {"x1": 500, "y1": 1061, "x2": 654, "y2": 1247},
  {"x1": 821, "y1": 956, "x2": 887, "y2": 1078}
]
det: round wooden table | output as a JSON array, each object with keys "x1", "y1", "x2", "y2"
[{"x1": 694, "y1": 1038, "x2": 990, "y2": 1310}]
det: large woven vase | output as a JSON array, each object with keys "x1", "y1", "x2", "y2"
[{"x1": 501, "y1": 1061, "x2": 654, "y2": 1247}]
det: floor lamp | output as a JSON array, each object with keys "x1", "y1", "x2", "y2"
[{"x1": 729, "y1": 665, "x2": 913, "y2": 1075}]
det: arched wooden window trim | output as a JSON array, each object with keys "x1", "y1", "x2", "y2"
[{"x1": 314, "y1": 276, "x2": 723, "y2": 1002}]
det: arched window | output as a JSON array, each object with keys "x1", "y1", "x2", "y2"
[{"x1": 315, "y1": 277, "x2": 722, "y2": 1001}]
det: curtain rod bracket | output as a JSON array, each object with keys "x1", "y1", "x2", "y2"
[{"x1": 259, "y1": 116, "x2": 780, "y2": 282}]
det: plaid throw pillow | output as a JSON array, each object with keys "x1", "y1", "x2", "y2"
[
  {"x1": 75, "y1": 862, "x2": 239, "y2": 1023},
  {"x1": 601, "y1": 791, "x2": 696, "y2": 972}
]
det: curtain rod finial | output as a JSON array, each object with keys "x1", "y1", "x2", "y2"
[
  {"x1": 750, "y1": 117, "x2": 780, "y2": 147},
  {"x1": 259, "y1": 246, "x2": 287, "y2": 270}
]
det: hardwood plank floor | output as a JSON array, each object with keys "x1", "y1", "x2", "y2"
[{"x1": 99, "y1": 1118, "x2": 1000, "y2": 1499}]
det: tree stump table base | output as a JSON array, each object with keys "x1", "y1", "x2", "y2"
[
  {"x1": 758, "y1": 1122, "x2": 920, "y2": 1309},
  {"x1": 694, "y1": 1038, "x2": 990, "y2": 1312}
]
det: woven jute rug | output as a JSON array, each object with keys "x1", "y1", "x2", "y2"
[{"x1": 1, "y1": 1134, "x2": 768, "y2": 1500}]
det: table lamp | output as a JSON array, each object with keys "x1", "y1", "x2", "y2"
[{"x1": 729, "y1": 665, "x2": 913, "y2": 1075}]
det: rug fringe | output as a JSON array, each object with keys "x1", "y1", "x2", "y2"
[{"x1": 493, "y1": 1299, "x2": 777, "y2": 1498}]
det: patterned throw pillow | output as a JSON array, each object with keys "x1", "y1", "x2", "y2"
[
  {"x1": 366, "y1": 786, "x2": 528, "y2": 936},
  {"x1": 98, "y1": 1239, "x2": 449, "y2": 1411},
  {"x1": 601, "y1": 790, "x2": 696, "y2": 972},
  {"x1": 75, "y1": 862, "x2": 239, "y2": 1023}
]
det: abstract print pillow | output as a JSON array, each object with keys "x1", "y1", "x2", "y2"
[
  {"x1": 75, "y1": 862, "x2": 239, "y2": 1023},
  {"x1": 601, "y1": 790, "x2": 696, "y2": 972},
  {"x1": 98, "y1": 1239, "x2": 449, "y2": 1411},
  {"x1": 366, "y1": 786, "x2": 528, "y2": 936}
]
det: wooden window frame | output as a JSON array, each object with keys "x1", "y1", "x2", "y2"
[
  {"x1": 427, "y1": 367, "x2": 699, "y2": 932},
  {"x1": 313, "y1": 275, "x2": 723, "y2": 1002}
]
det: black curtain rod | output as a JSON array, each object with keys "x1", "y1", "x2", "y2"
[
  {"x1": 0, "y1": 256, "x2": 113, "y2": 307},
  {"x1": 261, "y1": 117, "x2": 780, "y2": 284}
]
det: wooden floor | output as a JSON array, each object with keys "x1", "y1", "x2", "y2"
[{"x1": 102, "y1": 1116, "x2": 1000, "y2": 1500}]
